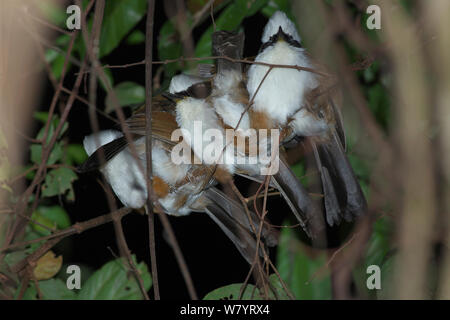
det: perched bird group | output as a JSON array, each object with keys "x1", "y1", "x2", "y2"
[{"x1": 80, "y1": 11, "x2": 367, "y2": 264}]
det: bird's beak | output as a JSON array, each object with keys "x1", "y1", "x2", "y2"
[
  {"x1": 162, "y1": 92, "x2": 186, "y2": 103},
  {"x1": 275, "y1": 26, "x2": 288, "y2": 42}
]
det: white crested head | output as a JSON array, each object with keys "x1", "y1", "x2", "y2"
[
  {"x1": 261, "y1": 11, "x2": 301, "y2": 44},
  {"x1": 169, "y1": 74, "x2": 204, "y2": 94}
]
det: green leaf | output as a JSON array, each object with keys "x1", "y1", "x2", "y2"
[
  {"x1": 126, "y1": 30, "x2": 146, "y2": 45},
  {"x1": 203, "y1": 274, "x2": 291, "y2": 300},
  {"x1": 77, "y1": 256, "x2": 151, "y2": 300},
  {"x1": 33, "y1": 251, "x2": 63, "y2": 281},
  {"x1": 276, "y1": 226, "x2": 332, "y2": 299},
  {"x1": 30, "y1": 211, "x2": 56, "y2": 236},
  {"x1": 362, "y1": 61, "x2": 379, "y2": 83},
  {"x1": 267, "y1": 274, "x2": 291, "y2": 300},
  {"x1": 44, "y1": 35, "x2": 72, "y2": 79},
  {"x1": 4, "y1": 250, "x2": 27, "y2": 269},
  {"x1": 30, "y1": 144, "x2": 42, "y2": 164},
  {"x1": 291, "y1": 162, "x2": 305, "y2": 179},
  {"x1": 41, "y1": 167, "x2": 78, "y2": 201},
  {"x1": 157, "y1": 20, "x2": 183, "y2": 79},
  {"x1": 30, "y1": 112, "x2": 68, "y2": 164},
  {"x1": 66, "y1": 144, "x2": 88, "y2": 165},
  {"x1": 14, "y1": 282, "x2": 37, "y2": 300},
  {"x1": 99, "y1": 67, "x2": 114, "y2": 92},
  {"x1": 35, "y1": 206, "x2": 71, "y2": 230},
  {"x1": 20, "y1": 225, "x2": 48, "y2": 254},
  {"x1": 261, "y1": 0, "x2": 292, "y2": 16},
  {"x1": 34, "y1": 111, "x2": 50, "y2": 123},
  {"x1": 377, "y1": 254, "x2": 395, "y2": 299},
  {"x1": 195, "y1": 4, "x2": 245, "y2": 59},
  {"x1": 347, "y1": 154, "x2": 370, "y2": 198},
  {"x1": 352, "y1": 217, "x2": 393, "y2": 299},
  {"x1": 33, "y1": 112, "x2": 69, "y2": 142},
  {"x1": 195, "y1": 0, "x2": 269, "y2": 61},
  {"x1": 38, "y1": 278, "x2": 77, "y2": 300},
  {"x1": 18, "y1": 279, "x2": 76, "y2": 300},
  {"x1": 105, "y1": 81, "x2": 145, "y2": 113},
  {"x1": 45, "y1": 48, "x2": 59, "y2": 65},
  {"x1": 364, "y1": 218, "x2": 391, "y2": 267},
  {"x1": 203, "y1": 283, "x2": 261, "y2": 300},
  {"x1": 290, "y1": 161, "x2": 312, "y2": 188},
  {"x1": 16, "y1": 164, "x2": 36, "y2": 180},
  {"x1": 99, "y1": 0, "x2": 147, "y2": 57},
  {"x1": 367, "y1": 83, "x2": 390, "y2": 130},
  {"x1": 30, "y1": 142, "x2": 63, "y2": 166}
]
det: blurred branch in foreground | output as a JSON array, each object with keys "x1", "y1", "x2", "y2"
[
  {"x1": 0, "y1": 0, "x2": 56, "y2": 263},
  {"x1": 424, "y1": 0, "x2": 450, "y2": 299},
  {"x1": 378, "y1": 0, "x2": 436, "y2": 299}
]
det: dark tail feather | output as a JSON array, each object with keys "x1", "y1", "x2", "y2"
[
  {"x1": 204, "y1": 204, "x2": 260, "y2": 265},
  {"x1": 312, "y1": 132, "x2": 367, "y2": 225},
  {"x1": 78, "y1": 137, "x2": 128, "y2": 173},
  {"x1": 311, "y1": 142, "x2": 341, "y2": 226},
  {"x1": 272, "y1": 157, "x2": 325, "y2": 239},
  {"x1": 204, "y1": 188, "x2": 278, "y2": 247},
  {"x1": 329, "y1": 98, "x2": 346, "y2": 151}
]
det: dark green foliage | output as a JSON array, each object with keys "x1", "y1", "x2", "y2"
[
  {"x1": 276, "y1": 225, "x2": 332, "y2": 299},
  {"x1": 15, "y1": 256, "x2": 151, "y2": 300}
]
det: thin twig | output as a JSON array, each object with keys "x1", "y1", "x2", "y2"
[
  {"x1": 2, "y1": 208, "x2": 131, "y2": 253},
  {"x1": 158, "y1": 214, "x2": 198, "y2": 299},
  {"x1": 59, "y1": 86, "x2": 119, "y2": 123},
  {"x1": 145, "y1": 0, "x2": 160, "y2": 300},
  {"x1": 210, "y1": 0, "x2": 216, "y2": 31},
  {"x1": 111, "y1": 214, "x2": 150, "y2": 300},
  {"x1": 307, "y1": 233, "x2": 357, "y2": 284},
  {"x1": 24, "y1": 6, "x2": 72, "y2": 35},
  {"x1": 33, "y1": 276, "x2": 43, "y2": 300},
  {"x1": 93, "y1": 56, "x2": 331, "y2": 77},
  {"x1": 190, "y1": 0, "x2": 216, "y2": 32},
  {"x1": 77, "y1": 0, "x2": 150, "y2": 300},
  {"x1": 8, "y1": 208, "x2": 132, "y2": 272}
]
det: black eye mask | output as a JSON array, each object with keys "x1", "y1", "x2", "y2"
[{"x1": 259, "y1": 26, "x2": 303, "y2": 53}]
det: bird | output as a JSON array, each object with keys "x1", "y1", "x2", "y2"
[
  {"x1": 246, "y1": 11, "x2": 367, "y2": 230},
  {"x1": 233, "y1": 12, "x2": 324, "y2": 237},
  {"x1": 187, "y1": 29, "x2": 326, "y2": 239},
  {"x1": 79, "y1": 72, "x2": 277, "y2": 265},
  {"x1": 246, "y1": 11, "x2": 318, "y2": 130}
]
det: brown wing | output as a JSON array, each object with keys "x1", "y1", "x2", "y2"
[
  {"x1": 126, "y1": 110, "x2": 178, "y2": 140},
  {"x1": 124, "y1": 95, "x2": 179, "y2": 145},
  {"x1": 79, "y1": 108, "x2": 180, "y2": 172},
  {"x1": 306, "y1": 54, "x2": 346, "y2": 149}
]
